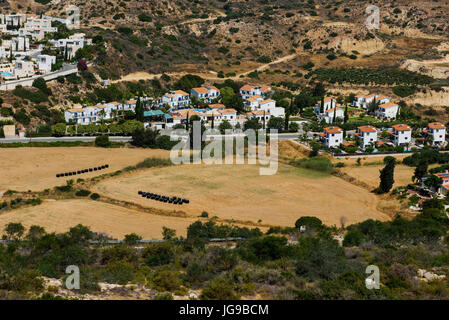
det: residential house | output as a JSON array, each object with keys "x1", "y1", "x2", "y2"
[
  {"x1": 190, "y1": 86, "x2": 220, "y2": 103},
  {"x1": 246, "y1": 110, "x2": 271, "y2": 123},
  {"x1": 239, "y1": 85, "x2": 272, "y2": 100},
  {"x1": 245, "y1": 97, "x2": 285, "y2": 117},
  {"x1": 160, "y1": 90, "x2": 190, "y2": 109},
  {"x1": 50, "y1": 34, "x2": 91, "y2": 59},
  {"x1": 218, "y1": 109, "x2": 237, "y2": 124},
  {"x1": 424, "y1": 172, "x2": 449, "y2": 195},
  {"x1": 376, "y1": 102, "x2": 399, "y2": 120},
  {"x1": 320, "y1": 107, "x2": 344, "y2": 124},
  {"x1": 321, "y1": 126, "x2": 344, "y2": 149},
  {"x1": 391, "y1": 124, "x2": 412, "y2": 146},
  {"x1": 355, "y1": 125, "x2": 378, "y2": 149},
  {"x1": 36, "y1": 54, "x2": 56, "y2": 73},
  {"x1": 353, "y1": 94, "x2": 390, "y2": 109},
  {"x1": 423, "y1": 122, "x2": 446, "y2": 146},
  {"x1": 315, "y1": 97, "x2": 337, "y2": 113}
]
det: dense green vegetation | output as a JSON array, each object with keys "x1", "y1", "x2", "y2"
[
  {"x1": 1, "y1": 200, "x2": 449, "y2": 300},
  {"x1": 307, "y1": 68, "x2": 434, "y2": 86}
]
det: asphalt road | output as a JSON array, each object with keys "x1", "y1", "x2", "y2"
[{"x1": 0, "y1": 133, "x2": 300, "y2": 144}]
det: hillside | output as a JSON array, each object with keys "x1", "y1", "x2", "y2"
[{"x1": 2, "y1": 0, "x2": 449, "y2": 130}]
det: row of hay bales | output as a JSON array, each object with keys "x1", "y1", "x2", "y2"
[
  {"x1": 138, "y1": 191, "x2": 189, "y2": 205},
  {"x1": 56, "y1": 164, "x2": 109, "y2": 178}
]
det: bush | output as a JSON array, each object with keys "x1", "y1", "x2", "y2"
[
  {"x1": 75, "y1": 190, "x2": 91, "y2": 197},
  {"x1": 200, "y1": 277, "x2": 240, "y2": 300},
  {"x1": 95, "y1": 135, "x2": 111, "y2": 148},
  {"x1": 90, "y1": 193, "x2": 100, "y2": 200},
  {"x1": 295, "y1": 217, "x2": 323, "y2": 230}
]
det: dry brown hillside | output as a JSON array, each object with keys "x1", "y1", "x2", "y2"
[{"x1": 2, "y1": 0, "x2": 449, "y2": 129}]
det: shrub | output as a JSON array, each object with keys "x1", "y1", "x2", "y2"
[
  {"x1": 75, "y1": 190, "x2": 91, "y2": 197},
  {"x1": 95, "y1": 135, "x2": 111, "y2": 148},
  {"x1": 90, "y1": 193, "x2": 100, "y2": 200},
  {"x1": 295, "y1": 217, "x2": 323, "y2": 230},
  {"x1": 200, "y1": 277, "x2": 240, "y2": 300}
]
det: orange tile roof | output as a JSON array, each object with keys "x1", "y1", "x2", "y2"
[
  {"x1": 324, "y1": 126, "x2": 343, "y2": 134},
  {"x1": 173, "y1": 90, "x2": 189, "y2": 96},
  {"x1": 392, "y1": 124, "x2": 411, "y2": 131},
  {"x1": 365, "y1": 94, "x2": 377, "y2": 98},
  {"x1": 357, "y1": 125, "x2": 377, "y2": 133},
  {"x1": 326, "y1": 107, "x2": 342, "y2": 114},
  {"x1": 219, "y1": 108, "x2": 237, "y2": 114},
  {"x1": 209, "y1": 104, "x2": 225, "y2": 109},
  {"x1": 260, "y1": 85, "x2": 271, "y2": 92},
  {"x1": 192, "y1": 87, "x2": 209, "y2": 94},
  {"x1": 260, "y1": 99, "x2": 275, "y2": 104},
  {"x1": 379, "y1": 102, "x2": 398, "y2": 109},
  {"x1": 355, "y1": 94, "x2": 365, "y2": 98},
  {"x1": 428, "y1": 122, "x2": 445, "y2": 129},
  {"x1": 247, "y1": 95, "x2": 262, "y2": 102},
  {"x1": 240, "y1": 85, "x2": 255, "y2": 91}
]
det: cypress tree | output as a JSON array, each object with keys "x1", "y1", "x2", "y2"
[
  {"x1": 135, "y1": 96, "x2": 144, "y2": 122},
  {"x1": 378, "y1": 157, "x2": 396, "y2": 193}
]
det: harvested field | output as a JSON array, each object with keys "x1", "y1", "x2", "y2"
[
  {"x1": 0, "y1": 199, "x2": 197, "y2": 239},
  {"x1": 93, "y1": 163, "x2": 394, "y2": 228},
  {"x1": 340, "y1": 164, "x2": 415, "y2": 190},
  {"x1": 0, "y1": 147, "x2": 170, "y2": 192}
]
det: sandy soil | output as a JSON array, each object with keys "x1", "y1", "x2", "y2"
[
  {"x1": 93, "y1": 163, "x2": 392, "y2": 228},
  {"x1": 0, "y1": 147, "x2": 170, "y2": 192},
  {"x1": 0, "y1": 200, "x2": 197, "y2": 239}
]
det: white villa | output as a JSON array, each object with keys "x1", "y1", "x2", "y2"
[
  {"x1": 244, "y1": 96, "x2": 285, "y2": 117},
  {"x1": 376, "y1": 102, "x2": 399, "y2": 120},
  {"x1": 353, "y1": 94, "x2": 390, "y2": 109},
  {"x1": 50, "y1": 33, "x2": 92, "y2": 59},
  {"x1": 239, "y1": 85, "x2": 272, "y2": 100},
  {"x1": 0, "y1": 60, "x2": 34, "y2": 80},
  {"x1": 355, "y1": 125, "x2": 378, "y2": 149},
  {"x1": 64, "y1": 100, "x2": 137, "y2": 125},
  {"x1": 315, "y1": 97, "x2": 337, "y2": 113},
  {"x1": 320, "y1": 107, "x2": 344, "y2": 124},
  {"x1": 159, "y1": 90, "x2": 190, "y2": 109},
  {"x1": 190, "y1": 86, "x2": 220, "y2": 103},
  {"x1": 391, "y1": 124, "x2": 412, "y2": 146},
  {"x1": 423, "y1": 122, "x2": 446, "y2": 146},
  {"x1": 321, "y1": 126, "x2": 344, "y2": 149},
  {"x1": 36, "y1": 54, "x2": 56, "y2": 73}
]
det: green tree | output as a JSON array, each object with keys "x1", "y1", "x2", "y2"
[
  {"x1": 378, "y1": 156, "x2": 396, "y2": 193},
  {"x1": 51, "y1": 123, "x2": 66, "y2": 137},
  {"x1": 135, "y1": 96, "x2": 144, "y2": 122},
  {"x1": 413, "y1": 160, "x2": 428, "y2": 183},
  {"x1": 95, "y1": 135, "x2": 110, "y2": 148},
  {"x1": 218, "y1": 120, "x2": 233, "y2": 134},
  {"x1": 267, "y1": 117, "x2": 285, "y2": 131}
]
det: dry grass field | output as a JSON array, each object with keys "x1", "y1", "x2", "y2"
[
  {"x1": 0, "y1": 147, "x2": 170, "y2": 192},
  {"x1": 340, "y1": 164, "x2": 415, "y2": 190},
  {"x1": 0, "y1": 199, "x2": 197, "y2": 239},
  {"x1": 93, "y1": 163, "x2": 393, "y2": 228}
]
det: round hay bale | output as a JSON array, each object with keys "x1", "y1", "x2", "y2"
[
  {"x1": 138, "y1": 191, "x2": 143, "y2": 195},
  {"x1": 94, "y1": 168, "x2": 98, "y2": 171},
  {"x1": 89, "y1": 168, "x2": 93, "y2": 172}
]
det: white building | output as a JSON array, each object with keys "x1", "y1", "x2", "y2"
[
  {"x1": 190, "y1": 86, "x2": 220, "y2": 103},
  {"x1": 36, "y1": 54, "x2": 56, "y2": 73},
  {"x1": 315, "y1": 97, "x2": 337, "y2": 113},
  {"x1": 321, "y1": 126, "x2": 344, "y2": 149},
  {"x1": 64, "y1": 100, "x2": 134, "y2": 125},
  {"x1": 239, "y1": 85, "x2": 272, "y2": 100},
  {"x1": 246, "y1": 110, "x2": 271, "y2": 122},
  {"x1": 218, "y1": 109, "x2": 237, "y2": 124},
  {"x1": 424, "y1": 122, "x2": 446, "y2": 146},
  {"x1": 376, "y1": 102, "x2": 399, "y2": 120},
  {"x1": 391, "y1": 124, "x2": 412, "y2": 146},
  {"x1": 159, "y1": 90, "x2": 190, "y2": 109},
  {"x1": 355, "y1": 125, "x2": 378, "y2": 149},
  {"x1": 321, "y1": 107, "x2": 344, "y2": 124},
  {"x1": 245, "y1": 97, "x2": 285, "y2": 117},
  {"x1": 353, "y1": 94, "x2": 390, "y2": 109},
  {"x1": 50, "y1": 34, "x2": 91, "y2": 59}
]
